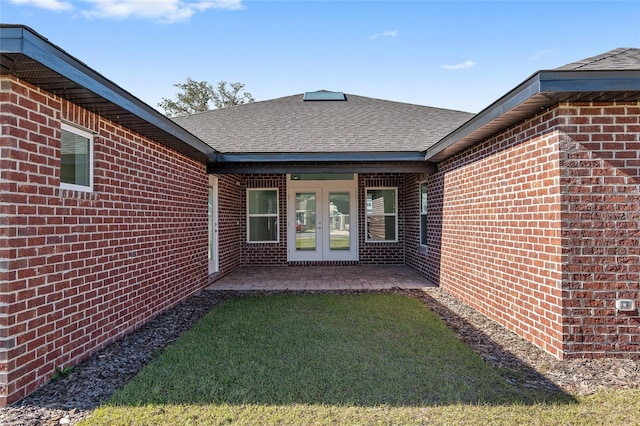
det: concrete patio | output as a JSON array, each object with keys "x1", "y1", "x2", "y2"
[{"x1": 207, "y1": 265, "x2": 437, "y2": 291}]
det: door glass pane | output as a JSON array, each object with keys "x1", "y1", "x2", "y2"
[
  {"x1": 329, "y1": 192, "x2": 350, "y2": 250},
  {"x1": 295, "y1": 192, "x2": 316, "y2": 251}
]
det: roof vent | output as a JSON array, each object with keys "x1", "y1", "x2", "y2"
[{"x1": 303, "y1": 91, "x2": 346, "y2": 101}]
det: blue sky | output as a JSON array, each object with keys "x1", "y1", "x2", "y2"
[{"x1": 2, "y1": 0, "x2": 639, "y2": 113}]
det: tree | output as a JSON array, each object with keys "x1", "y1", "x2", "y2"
[
  {"x1": 158, "y1": 78, "x2": 254, "y2": 117},
  {"x1": 210, "y1": 81, "x2": 255, "y2": 110}
]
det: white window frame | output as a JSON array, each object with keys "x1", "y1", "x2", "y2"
[
  {"x1": 365, "y1": 187, "x2": 398, "y2": 243},
  {"x1": 419, "y1": 181, "x2": 428, "y2": 247},
  {"x1": 247, "y1": 188, "x2": 279, "y2": 243},
  {"x1": 60, "y1": 122, "x2": 94, "y2": 192}
]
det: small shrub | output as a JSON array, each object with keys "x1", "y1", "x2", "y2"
[{"x1": 52, "y1": 365, "x2": 75, "y2": 381}]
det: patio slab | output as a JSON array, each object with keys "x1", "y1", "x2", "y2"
[{"x1": 207, "y1": 265, "x2": 437, "y2": 291}]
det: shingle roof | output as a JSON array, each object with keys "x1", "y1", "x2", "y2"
[
  {"x1": 172, "y1": 93, "x2": 474, "y2": 154},
  {"x1": 554, "y1": 47, "x2": 640, "y2": 71}
]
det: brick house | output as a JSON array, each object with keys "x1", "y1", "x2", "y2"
[{"x1": 1, "y1": 24, "x2": 638, "y2": 405}]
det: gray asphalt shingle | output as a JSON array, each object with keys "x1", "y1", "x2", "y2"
[
  {"x1": 173, "y1": 93, "x2": 474, "y2": 154},
  {"x1": 554, "y1": 47, "x2": 640, "y2": 71},
  {"x1": 173, "y1": 49, "x2": 639, "y2": 156}
]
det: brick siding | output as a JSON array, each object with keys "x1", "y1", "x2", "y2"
[
  {"x1": 209, "y1": 174, "x2": 242, "y2": 281},
  {"x1": 0, "y1": 77, "x2": 210, "y2": 406},
  {"x1": 406, "y1": 102, "x2": 639, "y2": 359},
  {"x1": 559, "y1": 102, "x2": 640, "y2": 358},
  {"x1": 240, "y1": 175, "x2": 288, "y2": 265},
  {"x1": 408, "y1": 106, "x2": 567, "y2": 358},
  {"x1": 359, "y1": 174, "x2": 405, "y2": 265},
  {"x1": 4, "y1": 70, "x2": 636, "y2": 408},
  {"x1": 404, "y1": 172, "x2": 434, "y2": 278},
  {"x1": 236, "y1": 173, "x2": 406, "y2": 266}
]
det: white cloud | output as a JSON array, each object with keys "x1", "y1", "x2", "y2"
[
  {"x1": 83, "y1": 0, "x2": 244, "y2": 22},
  {"x1": 442, "y1": 60, "x2": 476, "y2": 70},
  {"x1": 10, "y1": 0, "x2": 73, "y2": 11},
  {"x1": 530, "y1": 49, "x2": 552, "y2": 60},
  {"x1": 369, "y1": 30, "x2": 398, "y2": 40},
  {"x1": 11, "y1": 0, "x2": 244, "y2": 22}
]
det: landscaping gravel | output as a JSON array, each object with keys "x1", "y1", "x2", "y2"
[{"x1": 2, "y1": 288, "x2": 638, "y2": 426}]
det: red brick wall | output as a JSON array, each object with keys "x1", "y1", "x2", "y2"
[
  {"x1": 415, "y1": 107, "x2": 566, "y2": 358},
  {"x1": 210, "y1": 174, "x2": 242, "y2": 280},
  {"x1": 559, "y1": 102, "x2": 640, "y2": 358},
  {"x1": 404, "y1": 173, "x2": 435, "y2": 277},
  {"x1": 236, "y1": 173, "x2": 407, "y2": 266},
  {"x1": 359, "y1": 173, "x2": 405, "y2": 265},
  {"x1": 0, "y1": 77, "x2": 210, "y2": 406},
  {"x1": 407, "y1": 101, "x2": 640, "y2": 359}
]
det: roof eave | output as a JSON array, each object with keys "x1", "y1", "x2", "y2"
[
  {"x1": 218, "y1": 152, "x2": 427, "y2": 163},
  {"x1": 425, "y1": 69, "x2": 640, "y2": 162},
  {"x1": 210, "y1": 152, "x2": 434, "y2": 174},
  {"x1": 0, "y1": 25, "x2": 217, "y2": 164}
]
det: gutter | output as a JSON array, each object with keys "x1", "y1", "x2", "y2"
[
  {"x1": 218, "y1": 151, "x2": 428, "y2": 163},
  {"x1": 425, "y1": 69, "x2": 640, "y2": 162}
]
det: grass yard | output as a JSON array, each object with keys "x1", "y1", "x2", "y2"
[{"x1": 82, "y1": 294, "x2": 640, "y2": 425}]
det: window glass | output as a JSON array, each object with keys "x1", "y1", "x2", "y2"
[
  {"x1": 249, "y1": 217, "x2": 278, "y2": 242},
  {"x1": 248, "y1": 190, "x2": 278, "y2": 215},
  {"x1": 60, "y1": 124, "x2": 93, "y2": 191},
  {"x1": 366, "y1": 188, "x2": 397, "y2": 242},
  {"x1": 247, "y1": 189, "x2": 279, "y2": 242},
  {"x1": 420, "y1": 182, "x2": 428, "y2": 246},
  {"x1": 367, "y1": 189, "x2": 396, "y2": 214}
]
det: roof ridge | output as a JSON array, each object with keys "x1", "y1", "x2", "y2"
[
  {"x1": 576, "y1": 47, "x2": 634, "y2": 70},
  {"x1": 556, "y1": 47, "x2": 639, "y2": 70}
]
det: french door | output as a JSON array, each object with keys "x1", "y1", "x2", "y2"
[{"x1": 288, "y1": 180, "x2": 358, "y2": 261}]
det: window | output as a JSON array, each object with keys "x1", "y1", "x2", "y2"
[
  {"x1": 420, "y1": 182, "x2": 428, "y2": 246},
  {"x1": 303, "y1": 91, "x2": 346, "y2": 101},
  {"x1": 60, "y1": 123, "x2": 93, "y2": 192},
  {"x1": 366, "y1": 188, "x2": 397, "y2": 242},
  {"x1": 247, "y1": 189, "x2": 279, "y2": 242}
]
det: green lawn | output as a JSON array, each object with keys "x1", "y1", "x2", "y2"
[{"x1": 82, "y1": 294, "x2": 640, "y2": 425}]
